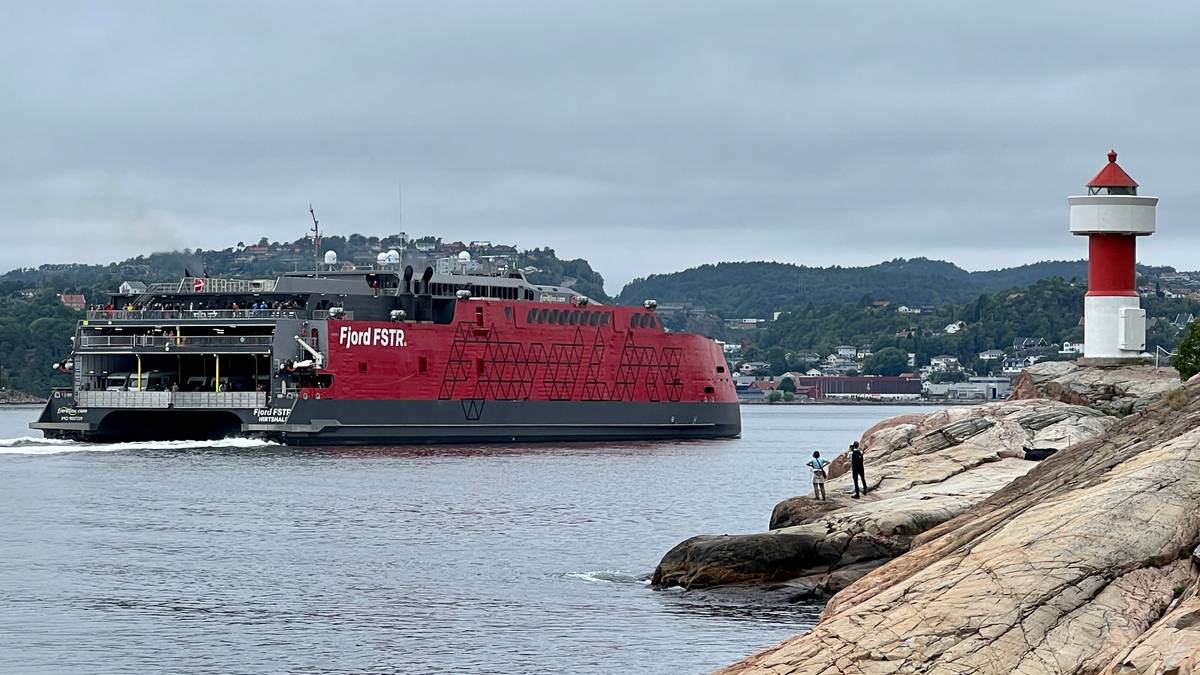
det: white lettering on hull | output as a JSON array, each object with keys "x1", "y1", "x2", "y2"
[{"x1": 337, "y1": 326, "x2": 407, "y2": 348}]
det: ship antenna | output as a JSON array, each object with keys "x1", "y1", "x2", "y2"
[{"x1": 309, "y1": 204, "x2": 322, "y2": 271}]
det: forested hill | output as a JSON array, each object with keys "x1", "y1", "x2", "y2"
[{"x1": 616, "y1": 258, "x2": 1173, "y2": 317}]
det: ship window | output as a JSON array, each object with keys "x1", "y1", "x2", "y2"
[
  {"x1": 504, "y1": 307, "x2": 513, "y2": 320},
  {"x1": 419, "y1": 356, "x2": 428, "y2": 374},
  {"x1": 647, "y1": 315, "x2": 657, "y2": 329},
  {"x1": 358, "y1": 361, "x2": 368, "y2": 373},
  {"x1": 600, "y1": 313, "x2": 610, "y2": 326},
  {"x1": 717, "y1": 365, "x2": 725, "y2": 373},
  {"x1": 704, "y1": 386, "x2": 715, "y2": 394},
  {"x1": 527, "y1": 308, "x2": 537, "y2": 323},
  {"x1": 569, "y1": 311, "x2": 579, "y2": 326},
  {"x1": 550, "y1": 309, "x2": 560, "y2": 324},
  {"x1": 476, "y1": 358, "x2": 485, "y2": 376},
  {"x1": 475, "y1": 307, "x2": 485, "y2": 326},
  {"x1": 630, "y1": 313, "x2": 639, "y2": 328}
]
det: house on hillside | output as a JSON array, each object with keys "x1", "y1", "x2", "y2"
[
  {"x1": 930, "y1": 354, "x2": 960, "y2": 371},
  {"x1": 1060, "y1": 341, "x2": 1084, "y2": 355},
  {"x1": 790, "y1": 351, "x2": 821, "y2": 363},
  {"x1": 835, "y1": 345, "x2": 857, "y2": 358},
  {"x1": 1012, "y1": 336, "x2": 1048, "y2": 350},
  {"x1": 118, "y1": 281, "x2": 147, "y2": 295},
  {"x1": 1002, "y1": 355, "x2": 1042, "y2": 375},
  {"x1": 60, "y1": 293, "x2": 86, "y2": 311},
  {"x1": 978, "y1": 349, "x2": 1005, "y2": 361},
  {"x1": 1172, "y1": 313, "x2": 1196, "y2": 328},
  {"x1": 945, "y1": 320, "x2": 966, "y2": 334},
  {"x1": 896, "y1": 305, "x2": 921, "y2": 314},
  {"x1": 739, "y1": 361, "x2": 769, "y2": 375}
]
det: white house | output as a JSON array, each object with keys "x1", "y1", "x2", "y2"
[
  {"x1": 118, "y1": 280, "x2": 148, "y2": 295},
  {"x1": 1002, "y1": 355, "x2": 1042, "y2": 375},
  {"x1": 978, "y1": 349, "x2": 1005, "y2": 361},
  {"x1": 836, "y1": 345, "x2": 858, "y2": 358},
  {"x1": 930, "y1": 354, "x2": 960, "y2": 371},
  {"x1": 1060, "y1": 341, "x2": 1084, "y2": 355},
  {"x1": 944, "y1": 321, "x2": 966, "y2": 334},
  {"x1": 897, "y1": 305, "x2": 921, "y2": 314},
  {"x1": 739, "y1": 361, "x2": 769, "y2": 375}
]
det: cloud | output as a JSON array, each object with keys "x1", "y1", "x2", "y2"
[{"x1": 3, "y1": 1, "x2": 1200, "y2": 290}]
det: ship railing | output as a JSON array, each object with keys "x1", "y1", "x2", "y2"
[
  {"x1": 311, "y1": 310, "x2": 355, "y2": 320},
  {"x1": 78, "y1": 335, "x2": 274, "y2": 348},
  {"x1": 76, "y1": 391, "x2": 267, "y2": 410},
  {"x1": 145, "y1": 278, "x2": 277, "y2": 294},
  {"x1": 86, "y1": 309, "x2": 300, "y2": 321}
]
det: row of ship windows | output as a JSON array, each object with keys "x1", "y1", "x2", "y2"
[
  {"x1": 523, "y1": 308, "x2": 661, "y2": 330},
  {"x1": 430, "y1": 283, "x2": 533, "y2": 300}
]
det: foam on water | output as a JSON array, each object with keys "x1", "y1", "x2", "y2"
[
  {"x1": 563, "y1": 570, "x2": 652, "y2": 585},
  {"x1": 0, "y1": 435, "x2": 279, "y2": 455}
]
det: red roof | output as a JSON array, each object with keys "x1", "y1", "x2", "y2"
[{"x1": 1086, "y1": 150, "x2": 1138, "y2": 188}]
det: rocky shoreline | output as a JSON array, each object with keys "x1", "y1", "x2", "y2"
[
  {"x1": 655, "y1": 361, "x2": 1194, "y2": 674},
  {"x1": 0, "y1": 390, "x2": 41, "y2": 405}
]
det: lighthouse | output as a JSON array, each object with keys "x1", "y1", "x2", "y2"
[{"x1": 1068, "y1": 150, "x2": 1158, "y2": 362}]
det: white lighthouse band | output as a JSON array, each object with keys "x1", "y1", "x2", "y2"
[{"x1": 1068, "y1": 195, "x2": 1157, "y2": 235}]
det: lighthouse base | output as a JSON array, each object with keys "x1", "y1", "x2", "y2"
[{"x1": 1083, "y1": 295, "x2": 1146, "y2": 360}]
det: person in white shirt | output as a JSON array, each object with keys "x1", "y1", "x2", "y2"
[{"x1": 807, "y1": 451, "x2": 830, "y2": 500}]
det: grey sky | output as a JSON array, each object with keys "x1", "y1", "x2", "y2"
[{"x1": 4, "y1": 1, "x2": 1199, "y2": 292}]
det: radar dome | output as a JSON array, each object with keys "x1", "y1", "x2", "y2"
[
  {"x1": 376, "y1": 252, "x2": 388, "y2": 265},
  {"x1": 457, "y1": 251, "x2": 471, "y2": 262},
  {"x1": 323, "y1": 250, "x2": 338, "y2": 265},
  {"x1": 386, "y1": 249, "x2": 400, "y2": 264}
]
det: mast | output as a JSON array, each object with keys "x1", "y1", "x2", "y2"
[{"x1": 308, "y1": 204, "x2": 322, "y2": 271}]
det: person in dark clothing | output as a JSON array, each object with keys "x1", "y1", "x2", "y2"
[{"x1": 850, "y1": 441, "x2": 867, "y2": 498}]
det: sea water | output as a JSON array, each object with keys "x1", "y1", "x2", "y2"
[{"x1": 0, "y1": 403, "x2": 928, "y2": 674}]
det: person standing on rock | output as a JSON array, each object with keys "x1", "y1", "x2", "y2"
[
  {"x1": 807, "y1": 451, "x2": 830, "y2": 500},
  {"x1": 851, "y1": 441, "x2": 868, "y2": 498}
]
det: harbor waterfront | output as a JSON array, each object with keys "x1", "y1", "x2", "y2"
[{"x1": 0, "y1": 404, "x2": 930, "y2": 674}]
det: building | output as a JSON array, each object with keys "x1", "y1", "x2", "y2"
[
  {"x1": 59, "y1": 293, "x2": 86, "y2": 311},
  {"x1": 739, "y1": 361, "x2": 769, "y2": 375},
  {"x1": 1060, "y1": 341, "x2": 1085, "y2": 355},
  {"x1": 788, "y1": 376, "x2": 922, "y2": 401},
  {"x1": 835, "y1": 345, "x2": 857, "y2": 358},
  {"x1": 896, "y1": 305, "x2": 921, "y2": 314},
  {"x1": 930, "y1": 354, "x2": 960, "y2": 371},
  {"x1": 925, "y1": 377, "x2": 1011, "y2": 401},
  {"x1": 978, "y1": 349, "x2": 1005, "y2": 361},
  {"x1": 1012, "y1": 337, "x2": 1048, "y2": 350},
  {"x1": 118, "y1": 281, "x2": 147, "y2": 295},
  {"x1": 726, "y1": 318, "x2": 766, "y2": 330},
  {"x1": 944, "y1": 320, "x2": 966, "y2": 334},
  {"x1": 1068, "y1": 150, "x2": 1156, "y2": 360},
  {"x1": 1002, "y1": 355, "x2": 1041, "y2": 375}
]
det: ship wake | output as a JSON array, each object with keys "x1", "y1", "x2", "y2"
[{"x1": 0, "y1": 436, "x2": 279, "y2": 455}]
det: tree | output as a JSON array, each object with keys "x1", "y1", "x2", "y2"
[
  {"x1": 779, "y1": 377, "x2": 796, "y2": 393},
  {"x1": 767, "y1": 390, "x2": 783, "y2": 403},
  {"x1": 862, "y1": 347, "x2": 908, "y2": 376},
  {"x1": 1176, "y1": 323, "x2": 1200, "y2": 381},
  {"x1": 782, "y1": 391, "x2": 796, "y2": 402}
]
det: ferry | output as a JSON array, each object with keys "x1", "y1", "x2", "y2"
[{"x1": 31, "y1": 265, "x2": 740, "y2": 444}]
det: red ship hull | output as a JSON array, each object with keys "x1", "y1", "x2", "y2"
[{"x1": 266, "y1": 299, "x2": 740, "y2": 444}]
